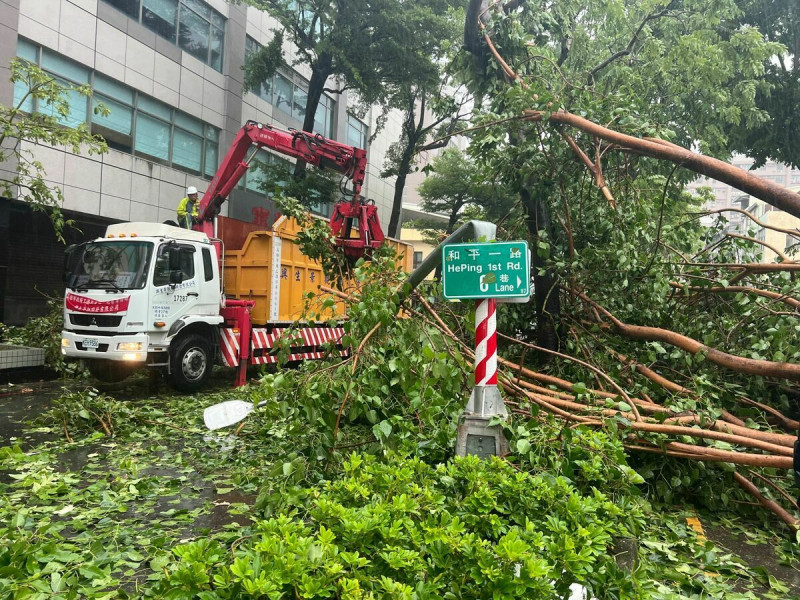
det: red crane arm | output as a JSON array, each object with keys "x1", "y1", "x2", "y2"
[{"x1": 197, "y1": 120, "x2": 367, "y2": 224}]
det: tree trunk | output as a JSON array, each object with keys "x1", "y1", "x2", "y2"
[
  {"x1": 388, "y1": 94, "x2": 422, "y2": 238},
  {"x1": 294, "y1": 54, "x2": 333, "y2": 179},
  {"x1": 388, "y1": 150, "x2": 414, "y2": 238},
  {"x1": 519, "y1": 177, "x2": 561, "y2": 352},
  {"x1": 446, "y1": 207, "x2": 459, "y2": 234}
]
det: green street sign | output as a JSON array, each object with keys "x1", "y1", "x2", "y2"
[{"x1": 442, "y1": 241, "x2": 530, "y2": 300}]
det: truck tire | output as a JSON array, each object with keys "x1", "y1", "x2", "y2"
[
  {"x1": 87, "y1": 359, "x2": 136, "y2": 383},
  {"x1": 168, "y1": 334, "x2": 212, "y2": 392}
]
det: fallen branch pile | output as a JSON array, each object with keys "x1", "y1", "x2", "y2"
[{"x1": 407, "y1": 292, "x2": 800, "y2": 530}]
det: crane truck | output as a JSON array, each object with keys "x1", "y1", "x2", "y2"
[{"x1": 60, "y1": 120, "x2": 410, "y2": 391}]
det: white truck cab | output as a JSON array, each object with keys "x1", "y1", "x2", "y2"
[{"x1": 61, "y1": 222, "x2": 223, "y2": 390}]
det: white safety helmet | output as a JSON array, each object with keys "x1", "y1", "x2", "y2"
[{"x1": 187, "y1": 186, "x2": 198, "y2": 195}]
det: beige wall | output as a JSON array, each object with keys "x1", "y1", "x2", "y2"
[
  {"x1": 400, "y1": 227, "x2": 438, "y2": 279},
  {"x1": 764, "y1": 210, "x2": 800, "y2": 263}
]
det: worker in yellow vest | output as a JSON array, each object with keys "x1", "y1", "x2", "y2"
[{"x1": 177, "y1": 186, "x2": 200, "y2": 229}]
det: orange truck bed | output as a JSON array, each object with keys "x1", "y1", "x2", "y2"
[{"x1": 221, "y1": 216, "x2": 412, "y2": 326}]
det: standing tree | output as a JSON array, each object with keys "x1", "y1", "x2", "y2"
[
  {"x1": 1, "y1": 59, "x2": 107, "y2": 241},
  {"x1": 417, "y1": 146, "x2": 515, "y2": 234},
  {"x1": 460, "y1": 0, "x2": 784, "y2": 351},
  {"x1": 241, "y1": 0, "x2": 459, "y2": 184},
  {"x1": 726, "y1": 0, "x2": 800, "y2": 168},
  {"x1": 382, "y1": 81, "x2": 473, "y2": 237}
]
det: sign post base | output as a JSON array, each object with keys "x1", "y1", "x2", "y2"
[{"x1": 455, "y1": 385, "x2": 509, "y2": 458}]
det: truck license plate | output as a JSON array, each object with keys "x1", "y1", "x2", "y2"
[{"x1": 83, "y1": 338, "x2": 99, "y2": 349}]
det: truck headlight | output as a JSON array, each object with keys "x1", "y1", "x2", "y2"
[
  {"x1": 117, "y1": 342, "x2": 143, "y2": 351},
  {"x1": 61, "y1": 338, "x2": 70, "y2": 347}
]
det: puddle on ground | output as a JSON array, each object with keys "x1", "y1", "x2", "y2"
[
  {"x1": 0, "y1": 383, "x2": 65, "y2": 483},
  {"x1": 55, "y1": 444, "x2": 111, "y2": 473},
  {"x1": 704, "y1": 523, "x2": 800, "y2": 595},
  {"x1": 204, "y1": 489, "x2": 256, "y2": 530},
  {"x1": 0, "y1": 381, "x2": 64, "y2": 446}
]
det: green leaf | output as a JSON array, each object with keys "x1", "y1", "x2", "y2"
[{"x1": 373, "y1": 420, "x2": 392, "y2": 440}]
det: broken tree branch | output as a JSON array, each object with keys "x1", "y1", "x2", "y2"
[
  {"x1": 733, "y1": 471, "x2": 800, "y2": 529},
  {"x1": 669, "y1": 282, "x2": 800, "y2": 311},
  {"x1": 558, "y1": 130, "x2": 616, "y2": 208},
  {"x1": 695, "y1": 207, "x2": 800, "y2": 241},
  {"x1": 521, "y1": 110, "x2": 800, "y2": 218},
  {"x1": 725, "y1": 232, "x2": 794, "y2": 263},
  {"x1": 573, "y1": 289, "x2": 800, "y2": 381}
]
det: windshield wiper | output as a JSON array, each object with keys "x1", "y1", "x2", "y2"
[{"x1": 74, "y1": 278, "x2": 124, "y2": 292}]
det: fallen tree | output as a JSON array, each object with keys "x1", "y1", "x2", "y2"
[{"x1": 436, "y1": 0, "x2": 800, "y2": 530}]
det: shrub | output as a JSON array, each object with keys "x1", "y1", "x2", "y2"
[{"x1": 156, "y1": 453, "x2": 641, "y2": 599}]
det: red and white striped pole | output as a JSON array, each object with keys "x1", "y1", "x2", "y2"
[
  {"x1": 474, "y1": 298, "x2": 497, "y2": 386},
  {"x1": 456, "y1": 296, "x2": 507, "y2": 457}
]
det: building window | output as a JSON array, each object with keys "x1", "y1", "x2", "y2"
[
  {"x1": 101, "y1": 0, "x2": 225, "y2": 71},
  {"x1": 104, "y1": 0, "x2": 139, "y2": 18},
  {"x1": 274, "y1": 73, "x2": 293, "y2": 114},
  {"x1": 16, "y1": 39, "x2": 220, "y2": 177},
  {"x1": 244, "y1": 36, "x2": 335, "y2": 137},
  {"x1": 13, "y1": 42, "x2": 92, "y2": 129},
  {"x1": 92, "y1": 74, "x2": 134, "y2": 151},
  {"x1": 791, "y1": 174, "x2": 800, "y2": 184},
  {"x1": 413, "y1": 251, "x2": 423, "y2": 269},
  {"x1": 241, "y1": 149, "x2": 332, "y2": 218},
  {"x1": 243, "y1": 150, "x2": 290, "y2": 194},
  {"x1": 346, "y1": 114, "x2": 368, "y2": 149},
  {"x1": 314, "y1": 94, "x2": 334, "y2": 139}
]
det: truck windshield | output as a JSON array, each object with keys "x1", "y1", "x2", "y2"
[{"x1": 66, "y1": 241, "x2": 153, "y2": 290}]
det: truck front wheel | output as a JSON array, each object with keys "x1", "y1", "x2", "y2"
[{"x1": 168, "y1": 334, "x2": 212, "y2": 392}]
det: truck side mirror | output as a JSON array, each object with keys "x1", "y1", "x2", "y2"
[
  {"x1": 168, "y1": 248, "x2": 182, "y2": 271},
  {"x1": 169, "y1": 270, "x2": 184, "y2": 285}
]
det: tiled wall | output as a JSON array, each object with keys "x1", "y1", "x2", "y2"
[
  {"x1": 0, "y1": 344, "x2": 45, "y2": 370},
  {"x1": 35, "y1": 140, "x2": 221, "y2": 224},
  {"x1": 8, "y1": 0, "x2": 236, "y2": 224},
  {"x1": 0, "y1": 0, "x2": 20, "y2": 106}
]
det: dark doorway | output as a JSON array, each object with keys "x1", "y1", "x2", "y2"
[{"x1": 0, "y1": 199, "x2": 114, "y2": 325}]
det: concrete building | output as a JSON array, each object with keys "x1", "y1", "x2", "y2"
[
  {"x1": 688, "y1": 155, "x2": 800, "y2": 234},
  {"x1": 732, "y1": 186, "x2": 800, "y2": 263},
  {"x1": 686, "y1": 153, "x2": 800, "y2": 263},
  {"x1": 0, "y1": 0, "x2": 405, "y2": 323}
]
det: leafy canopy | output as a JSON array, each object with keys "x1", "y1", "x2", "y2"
[
  {"x1": 418, "y1": 147, "x2": 516, "y2": 233},
  {"x1": 726, "y1": 0, "x2": 800, "y2": 167},
  {"x1": 241, "y1": 0, "x2": 460, "y2": 128}
]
